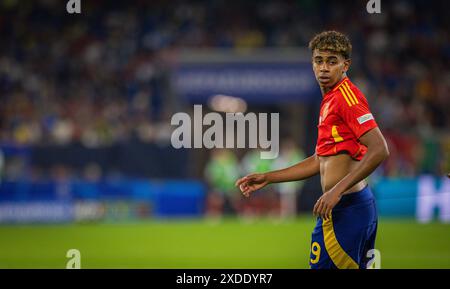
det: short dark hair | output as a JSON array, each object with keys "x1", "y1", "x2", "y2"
[{"x1": 308, "y1": 31, "x2": 352, "y2": 60}]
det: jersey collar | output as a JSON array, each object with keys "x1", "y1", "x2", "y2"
[{"x1": 324, "y1": 76, "x2": 348, "y2": 98}]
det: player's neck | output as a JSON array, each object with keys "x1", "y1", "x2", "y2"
[{"x1": 320, "y1": 74, "x2": 347, "y2": 96}]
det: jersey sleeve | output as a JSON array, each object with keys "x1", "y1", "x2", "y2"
[{"x1": 335, "y1": 88, "x2": 378, "y2": 139}]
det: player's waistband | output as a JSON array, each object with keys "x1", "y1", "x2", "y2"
[{"x1": 333, "y1": 185, "x2": 374, "y2": 210}]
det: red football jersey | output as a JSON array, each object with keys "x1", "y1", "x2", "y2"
[{"x1": 315, "y1": 77, "x2": 378, "y2": 161}]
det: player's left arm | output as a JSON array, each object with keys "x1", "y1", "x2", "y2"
[
  {"x1": 315, "y1": 127, "x2": 389, "y2": 219},
  {"x1": 333, "y1": 127, "x2": 389, "y2": 194}
]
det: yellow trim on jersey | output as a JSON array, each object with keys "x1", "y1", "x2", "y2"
[
  {"x1": 344, "y1": 81, "x2": 359, "y2": 104},
  {"x1": 332, "y1": 125, "x2": 344, "y2": 142},
  {"x1": 332, "y1": 84, "x2": 341, "y2": 92},
  {"x1": 332, "y1": 78, "x2": 348, "y2": 92},
  {"x1": 342, "y1": 84, "x2": 356, "y2": 105},
  {"x1": 322, "y1": 216, "x2": 359, "y2": 269},
  {"x1": 338, "y1": 87, "x2": 353, "y2": 106}
]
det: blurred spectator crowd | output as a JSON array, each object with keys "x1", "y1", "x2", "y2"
[{"x1": 0, "y1": 0, "x2": 448, "y2": 179}]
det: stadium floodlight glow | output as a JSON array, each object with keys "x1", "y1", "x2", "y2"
[{"x1": 208, "y1": 95, "x2": 247, "y2": 113}]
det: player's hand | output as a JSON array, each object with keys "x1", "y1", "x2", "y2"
[
  {"x1": 313, "y1": 189, "x2": 342, "y2": 221},
  {"x1": 235, "y1": 173, "x2": 269, "y2": 197}
]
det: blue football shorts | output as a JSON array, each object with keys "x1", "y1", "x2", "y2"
[{"x1": 309, "y1": 185, "x2": 378, "y2": 269}]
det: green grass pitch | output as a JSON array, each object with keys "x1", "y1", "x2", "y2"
[{"x1": 0, "y1": 216, "x2": 449, "y2": 268}]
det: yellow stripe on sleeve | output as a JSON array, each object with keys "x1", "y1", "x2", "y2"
[
  {"x1": 344, "y1": 81, "x2": 359, "y2": 104},
  {"x1": 342, "y1": 85, "x2": 356, "y2": 105},
  {"x1": 322, "y1": 216, "x2": 359, "y2": 269},
  {"x1": 338, "y1": 87, "x2": 353, "y2": 106}
]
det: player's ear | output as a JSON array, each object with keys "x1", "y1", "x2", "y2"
[{"x1": 343, "y1": 58, "x2": 351, "y2": 73}]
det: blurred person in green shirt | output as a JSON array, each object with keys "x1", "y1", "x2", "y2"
[
  {"x1": 204, "y1": 149, "x2": 240, "y2": 218},
  {"x1": 272, "y1": 139, "x2": 305, "y2": 219},
  {"x1": 240, "y1": 149, "x2": 275, "y2": 217}
]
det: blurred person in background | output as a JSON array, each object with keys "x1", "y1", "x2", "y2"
[
  {"x1": 271, "y1": 138, "x2": 305, "y2": 219},
  {"x1": 240, "y1": 149, "x2": 276, "y2": 218},
  {"x1": 204, "y1": 149, "x2": 240, "y2": 218}
]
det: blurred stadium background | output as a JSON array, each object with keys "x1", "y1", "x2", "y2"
[{"x1": 0, "y1": 0, "x2": 449, "y2": 268}]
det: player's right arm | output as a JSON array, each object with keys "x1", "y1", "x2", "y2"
[{"x1": 235, "y1": 154, "x2": 320, "y2": 197}]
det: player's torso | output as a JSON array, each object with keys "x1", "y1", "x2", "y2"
[
  {"x1": 318, "y1": 154, "x2": 367, "y2": 194},
  {"x1": 315, "y1": 78, "x2": 373, "y2": 194}
]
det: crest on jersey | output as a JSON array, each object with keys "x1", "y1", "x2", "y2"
[{"x1": 320, "y1": 103, "x2": 330, "y2": 124}]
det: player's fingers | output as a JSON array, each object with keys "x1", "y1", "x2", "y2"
[
  {"x1": 321, "y1": 202, "x2": 329, "y2": 220},
  {"x1": 319, "y1": 204, "x2": 326, "y2": 220},
  {"x1": 312, "y1": 200, "x2": 319, "y2": 216},
  {"x1": 241, "y1": 186, "x2": 254, "y2": 197},
  {"x1": 313, "y1": 198, "x2": 323, "y2": 216},
  {"x1": 238, "y1": 183, "x2": 247, "y2": 193},
  {"x1": 241, "y1": 185, "x2": 249, "y2": 194},
  {"x1": 314, "y1": 200, "x2": 323, "y2": 216},
  {"x1": 243, "y1": 188, "x2": 253, "y2": 197},
  {"x1": 323, "y1": 206, "x2": 331, "y2": 221},
  {"x1": 320, "y1": 205, "x2": 326, "y2": 220},
  {"x1": 235, "y1": 177, "x2": 248, "y2": 187}
]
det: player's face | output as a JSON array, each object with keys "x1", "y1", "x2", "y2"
[{"x1": 312, "y1": 49, "x2": 350, "y2": 90}]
